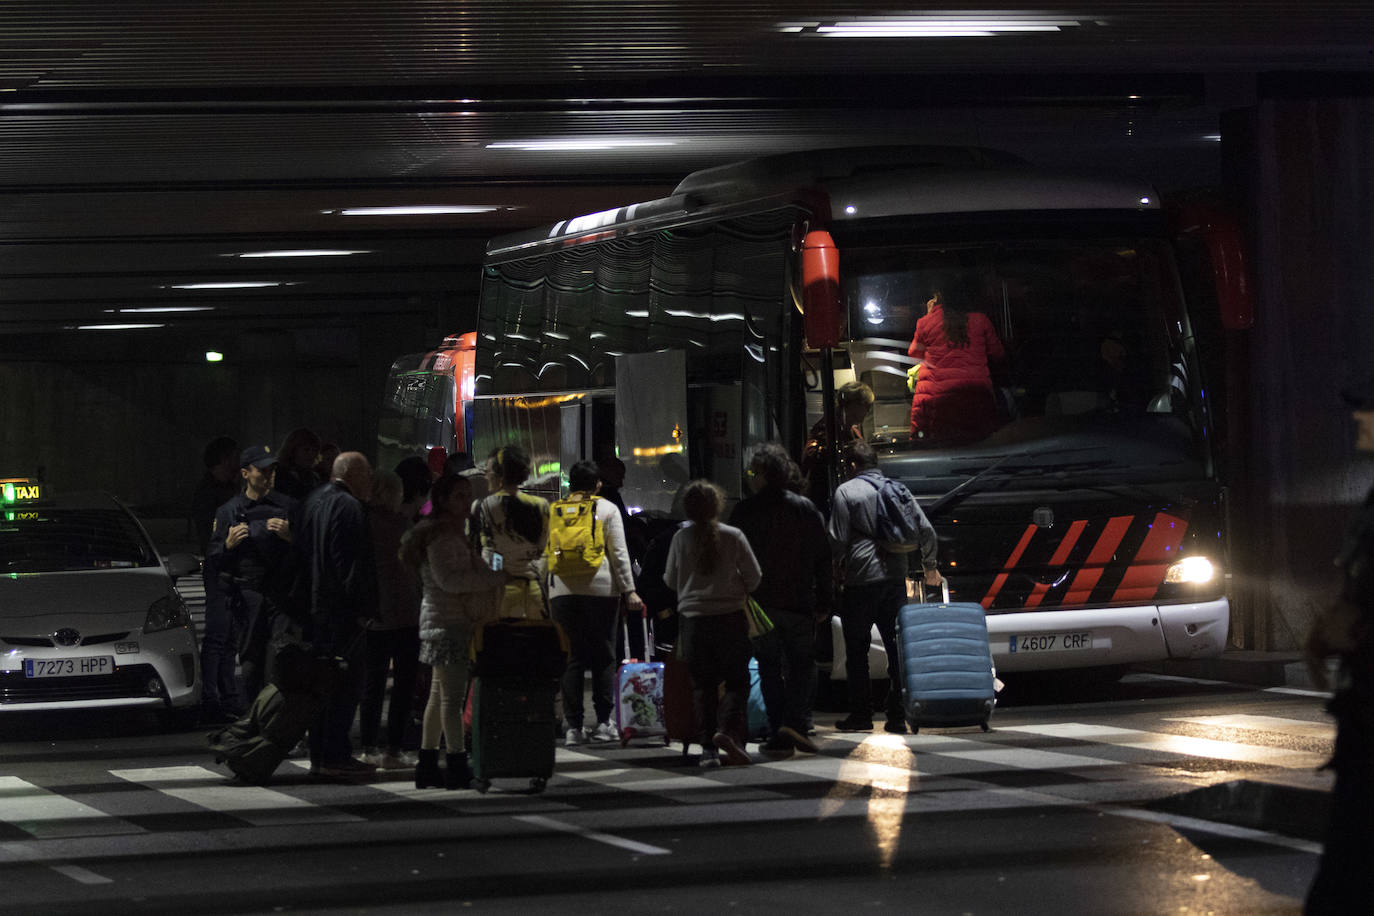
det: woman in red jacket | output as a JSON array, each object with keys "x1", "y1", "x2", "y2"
[{"x1": 908, "y1": 288, "x2": 1006, "y2": 444}]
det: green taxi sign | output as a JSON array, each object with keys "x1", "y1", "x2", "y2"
[{"x1": 1, "y1": 479, "x2": 42, "y2": 503}]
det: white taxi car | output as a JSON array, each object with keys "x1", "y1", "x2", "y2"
[{"x1": 0, "y1": 480, "x2": 202, "y2": 728}]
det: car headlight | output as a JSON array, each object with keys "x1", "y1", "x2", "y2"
[
  {"x1": 1163, "y1": 556, "x2": 1216, "y2": 585},
  {"x1": 145, "y1": 594, "x2": 190, "y2": 633}
]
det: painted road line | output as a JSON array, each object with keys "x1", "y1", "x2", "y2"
[
  {"x1": 0, "y1": 841, "x2": 114, "y2": 886},
  {"x1": 1107, "y1": 806, "x2": 1323, "y2": 854},
  {"x1": 0, "y1": 777, "x2": 145, "y2": 839},
  {"x1": 1266, "y1": 686, "x2": 1334, "y2": 698},
  {"x1": 111, "y1": 766, "x2": 362, "y2": 826},
  {"x1": 1165, "y1": 714, "x2": 1335, "y2": 741},
  {"x1": 999, "y1": 723, "x2": 1329, "y2": 769},
  {"x1": 513, "y1": 813, "x2": 671, "y2": 856},
  {"x1": 49, "y1": 864, "x2": 114, "y2": 885}
]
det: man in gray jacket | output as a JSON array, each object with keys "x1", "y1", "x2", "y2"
[{"x1": 829, "y1": 440, "x2": 940, "y2": 733}]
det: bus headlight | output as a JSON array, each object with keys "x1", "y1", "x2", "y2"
[{"x1": 1164, "y1": 556, "x2": 1216, "y2": 585}]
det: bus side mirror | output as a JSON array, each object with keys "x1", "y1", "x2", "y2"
[
  {"x1": 1177, "y1": 204, "x2": 1254, "y2": 331},
  {"x1": 801, "y1": 230, "x2": 843, "y2": 348}
]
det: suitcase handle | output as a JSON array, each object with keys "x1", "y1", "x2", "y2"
[
  {"x1": 622, "y1": 607, "x2": 653, "y2": 664},
  {"x1": 915, "y1": 578, "x2": 951, "y2": 604}
]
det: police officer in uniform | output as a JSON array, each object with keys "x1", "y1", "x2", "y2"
[
  {"x1": 1305, "y1": 384, "x2": 1374, "y2": 913},
  {"x1": 205, "y1": 445, "x2": 299, "y2": 712}
]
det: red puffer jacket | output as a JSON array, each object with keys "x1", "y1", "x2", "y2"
[{"x1": 908, "y1": 304, "x2": 1005, "y2": 443}]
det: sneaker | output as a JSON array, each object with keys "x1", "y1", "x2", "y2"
[
  {"x1": 360, "y1": 748, "x2": 384, "y2": 767},
  {"x1": 379, "y1": 752, "x2": 414, "y2": 770},
  {"x1": 778, "y1": 725, "x2": 818, "y2": 754},
  {"x1": 884, "y1": 719, "x2": 909, "y2": 735},
  {"x1": 834, "y1": 716, "x2": 874, "y2": 732},
  {"x1": 564, "y1": 727, "x2": 586, "y2": 747},
  {"x1": 316, "y1": 756, "x2": 378, "y2": 779},
  {"x1": 759, "y1": 735, "x2": 795, "y2": 760},
  {"x1": 698, "y1": 752, "x2": 722, "y2": 769},
  {"x1": 589, "y1": 721, "x2": 620, "y2": 744},
  {"x1": 712, "y1": 732, "x2": 752, "y2": 767}
]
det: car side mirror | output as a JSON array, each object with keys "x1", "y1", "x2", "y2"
[{"x1": 163, "y1": 552, "x2": 201, "y2": 579}]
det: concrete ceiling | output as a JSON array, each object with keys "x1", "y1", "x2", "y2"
[{"x1": 2, "y1": 1, "x2": 1372, "y2": 335}]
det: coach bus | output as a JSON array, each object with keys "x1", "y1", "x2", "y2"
[
  {"x1": 471, "y1": 146, "x2": 1250, "y2": 674},
  {"x1": 376, "y1": 331, "x2": 477, "y2": 474}
]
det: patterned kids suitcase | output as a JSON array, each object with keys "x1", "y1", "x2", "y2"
[
  {"x1": 469, "y1": 616, "x2": 568, "y2": 793},
  {"x1": 616, "y1": 611, "x2": 668, "y2": 745},
  {"x1": 895, "y1": 581, "x2": 996, "y2": 733}
]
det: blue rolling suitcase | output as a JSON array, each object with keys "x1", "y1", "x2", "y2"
[{"x1": 896, "y1": 581, "x2": 996, "y2": 733}]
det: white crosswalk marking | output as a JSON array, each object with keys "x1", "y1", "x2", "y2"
[
  {"x1": 822, "y1": 730, "x2": 1125, "y2": 773},
  {"x1": 111, "y1": 766, "x2": 362, "y2": 826},
  {"x1": 998, "y1": 722, "x2": 1330, "y2": 769},
  {"x1": 0, "y1": 714, "x2": 1331, "y2": 861},
  {"x1": 0, "y1": 777, "x2": 145, "y2": 839},
  {"x1": 1165, "y1": 714, "x2": 1336, "y2": 740},
  {"x1": 556, "y1": 748, "x2": 785, "y2": 802}
]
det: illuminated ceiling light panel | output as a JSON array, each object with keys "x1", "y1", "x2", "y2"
[
  {"x1": 486, "y1": 139, "x2": 677, "y2": 151},
  {"x1": 325, "y1": 205, "x2": 501, "y2": 216},
  {"x1": 233, "y1": 249, "x2": 371, "y2": 258},
  {"x1": 75, "y1": 323, "x2": 166, "y2": 330},
  {"x1": 166, "y1": 281, "x2": 286, "y2": 290},
  {"x1": 785, "y1": 17, "x2": 1086, "y2": 38},
  {"x1": 104, "y1": 306, "x2": 215, "y2": 313}
]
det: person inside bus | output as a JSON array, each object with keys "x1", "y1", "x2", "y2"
[
  {"x1": 907, "y1": 278, "x2": 1006, "y2": 445},
  {"x1": 800, "y1": 381, "x2": 875, "y2": 512}
]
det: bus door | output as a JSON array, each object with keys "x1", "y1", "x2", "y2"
[{"x1": 615, "y1": 351, "x2": 689, "y2": 519}]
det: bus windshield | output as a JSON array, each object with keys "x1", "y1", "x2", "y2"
[
  {"x1": 840, "y1": 237, "x2": 1203, "y2": 472},
  {"x1": 377, "y1": 363, "x2": 456, "y2": 474}
]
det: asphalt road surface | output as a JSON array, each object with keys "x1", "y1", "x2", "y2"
[{"x1": 0, "y1": 671, "x2": 1335, "y2": 915}]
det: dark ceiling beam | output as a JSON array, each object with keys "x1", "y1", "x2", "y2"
[{"x1": 0, "y1": 73, "x2": 1205, "y2": 113}]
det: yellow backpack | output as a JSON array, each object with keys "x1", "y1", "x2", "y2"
[{"x1": 546, "y1": 496, "x2": 605, "y2": 578}]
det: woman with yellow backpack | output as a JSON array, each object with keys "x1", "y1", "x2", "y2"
[{"x1": 546, "y1": 460, "x2": 644, "y2": 746}]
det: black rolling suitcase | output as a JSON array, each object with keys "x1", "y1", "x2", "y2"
[
  {"x1": 468, "y1": 617, "x2": 568, "y2": 793},
  {"x1": 895, "y1": 581, "x2": 996, "y2": 733}
]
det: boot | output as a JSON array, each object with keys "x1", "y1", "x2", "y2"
[
  {"x1": 414, "y1": 749, "x2": 443, "y2": 789},
  {"x1": 445, "y1": 752, "x2": 472, "y2": 790}
]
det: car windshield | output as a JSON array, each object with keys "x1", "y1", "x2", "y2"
[
  {"x1": 840, "y1": 237, "x2": 1198, "y2": 457},
  {"x1": 0, "y1": 507, "x2": 157, "y2": 573}
]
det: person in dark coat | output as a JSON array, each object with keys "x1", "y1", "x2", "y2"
[
  {"x1": 730, "y1": 442, "x2": 833, "y2": 757},
  {"x1": 1304, "y1": 384, "x2": 1374, "y2": 913},
  {"x1": 190, "y1": 436, "x2": 239, "y2": 558},
  {"x1": 800, "y1": 381, "x2": 874, "y2": 514},
  {"x1": 274, "y1": 427, "x2": 324, "y2": 501},
  {"x1": 296, "y1": 450, "x2": 379, "y2": 778}
]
